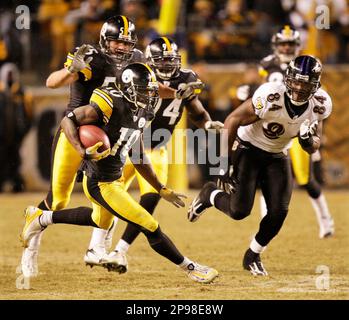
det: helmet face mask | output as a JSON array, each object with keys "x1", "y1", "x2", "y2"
[
  {"x1": 285, "y1": 55, "x2": 322, "y2": 105},
  {"x1": 120, "y1": 63, "x2": 159, "y2": 114},
  {"x1": 99, "y1": 16, "x2": 137, "y2": 62},
  {"x1": 145, "y1": 37, "x2": 181, "y2": 80},
  {"x1": 272, "y1": 25, "x2": 301, "y2": 63}
]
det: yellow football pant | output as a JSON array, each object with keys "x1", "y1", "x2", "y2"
[
  {"x1": 82, "y1": 175, "x2": 159, "y2": 231},
  {"x1": 289, "y1": 138, "x2": 311, "y2": 186}
]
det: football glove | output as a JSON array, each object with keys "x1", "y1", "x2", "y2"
[
  {"x1": 159, "y1": 187, "x2": 187, "y2": 208},
  {"x1": 216, "y1": 165, "x2": 238, "y2": 194},
  {"x1": 84, "y1": 142, "x2": 110, "y2": 162},
  {"x1": 67, "y1": 44, "x2": 93, "y2": 74},
  {"x1": 204, "y1": 120, "x2": 224, "y2": 132},
  {"x1": 298, "y1": 119, "x2": 318, "y2": 148},
  {"x1": 175, "y1": 81, "x2": 205, "y2": 100}
]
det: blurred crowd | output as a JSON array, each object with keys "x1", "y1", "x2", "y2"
[
  {"x1": 0, "y1": 0, "x2": 348, "y2": 191},
  {"x1": 0, "y1": 0, "x2": 348, "y2": 78}
]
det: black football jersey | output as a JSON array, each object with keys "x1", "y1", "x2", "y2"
[
  {"x1": 64, "y1": 45, "x2": 145, "y2": 116},
  {"x1": 259, "y1": 54, "x2": 288, "y2": 83},
  {"x1": 82, "y1": 84, "x2": 149, "y2": 181},
  {"x1": 143, "y1": 69, "x2": 199, "y2": 149}
]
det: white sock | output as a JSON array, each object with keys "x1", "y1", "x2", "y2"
[
  {"x1": 250, "y1": 237, "x2": 266, "y2": 254},
  {"x1": 178, "y1": 256, "x2": 194, "y2": 270},
  {"x1": 210, "y1": 190, "x2": 223, "y2": 206},
  {"x1": 89, "y1": 228, "x2": 108, "y2": 250},
  {"x1": 115, "y1": 239, "x2": 130, "y2": 254},
  {"x1": 105, "y1": 218, "x2": 118, "y2": 251},
  {"x1": 310, "y1": 193, "x2": 332, "y2": 225},
  {"x1": 39, "y1": 210, "x2": 53, "y2": 227},
  {"x1": 260, "y1": 195, "x2": 267, "y2": 218},
  {"x1": 28, "y1": 232, "x2": 43, "y2": 250}
]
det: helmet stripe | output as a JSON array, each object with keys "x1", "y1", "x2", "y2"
[
  {"x1": 283, "y1": 25, "x2": 292, "y2": 37},
  {"x1": 161, "y1": 37, "x2": 172, "y2": 52},
  {"x1": 142, "y1": 63, "x2": 157, "y2": 82},
  {"x1": 121, "y1": 15, "x2": 128, "y2": 36}
]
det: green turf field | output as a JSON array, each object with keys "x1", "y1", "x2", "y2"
[{"x1": 1, "y1": 190, "x2": 348, "y2": 300}]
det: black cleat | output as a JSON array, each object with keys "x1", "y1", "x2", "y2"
[
  {"x1": 187, "y1": 182, "x2": 217, "y2": 222},
  {"x1": 242, "y1": 248, "x2": 268, "y2": 276}
]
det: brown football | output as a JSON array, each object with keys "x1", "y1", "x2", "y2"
[{"x1": 79, "y1": 125, "x2": 110, "y2": 151}]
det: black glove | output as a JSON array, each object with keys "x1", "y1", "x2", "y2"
[{"x1": 216, "y1": 163, "x2": 238, "y2": 194}]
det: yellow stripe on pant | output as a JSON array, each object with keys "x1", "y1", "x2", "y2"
[
  {"x1": 50, "y1": 129, "x2": 82, "y2": 210},
  {"x1": 122, "y1": 147, "x2": 169, "y2": 194},
  {"x1": 82, "y1": 175, "x2": 159, "y2": 232},
  {"x1": 289, "y1": 138, "x2": 310, "y2": 186}
]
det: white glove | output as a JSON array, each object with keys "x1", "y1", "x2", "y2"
[
  {"x1": 217, "y1": 165, "x2": 237, "y2": 194},
  {"x1": 159, "y1": 187, "x2": 187, "y2": 208},
  {"x1": 204, "y1": 120, "x2": 224, "y2": 132},
  {"x1": 299, "y1": 119, "x2": 318, "y2": 140},
  {"x1": 67, "y1": 44, "x2": 93, "y2": 74},
  {"x1": 175, "y1": 81, "x2": 205, "y2": 100},
  {"x1": 236, "y1": 85, "x2": 250, "y2": 101},
  {"x1": 84, "y1": 142, "x2": 110, "y2": 162}
]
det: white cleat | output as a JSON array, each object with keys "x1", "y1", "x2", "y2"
[
  {"x1": 84, "y1": 245, "x2": 109, "y2": 268},
  {"x1": 105, "y1": 250, "x2": 128, "y2": 274},
  {"x1": 20, "y1": 248, "x2": 39, "y2": 277},
  {"x1": 319, "y1": 218, "x2": 335, "y2": 239},
  {"x1": 20, "y1": 206, "x2": 45, "y2": 248},
  {"x1": 185, "y1": 262, "x2": 218, "y2": 283}
]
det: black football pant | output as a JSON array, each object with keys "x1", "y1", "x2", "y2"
[{"x1": 214, "y1": 138, "x2": 293, "y2": 247}]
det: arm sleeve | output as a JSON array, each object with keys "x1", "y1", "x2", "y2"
[{"x1": 89, "y1": 88, "x2": 114, "y2": 124}]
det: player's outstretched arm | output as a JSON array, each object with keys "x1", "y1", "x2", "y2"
[
  {"x1": 186, "y1": 97, "x2": 224, "y2": 132},
  {"x1": 298, "y1": 119, "x2": 322, "y2": 154},
  {"x1": 131, "y1": 137, "x2": 186, "y2": 207},
  {"x1": 46, "y1": 68, "x2": 79, "y2": 88}
]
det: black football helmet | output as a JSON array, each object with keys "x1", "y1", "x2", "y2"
[
  {"x1": 99, "y1": 15, "x2": 137, "y2": 62},
  {"x1": 119, "y1": 63, "x2": 159, "y2": 113},
  {"x1": 285, "y1": 55, "x2": 322, "y2": 105},
  {"x1": 271, "y1": 25, "x2": 301, "y2": 63},
  {"x1": 145, "y1": 37, "x2": 181, "y2": 80}
]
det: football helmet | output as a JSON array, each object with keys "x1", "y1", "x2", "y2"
[
  {"x1": 271, "y1": 25, "x2": 301, "y2": 63},
  {"x1": 99, "y1": 15, "x2": 137, "y2": 62},
  {"x1": 145, "y1": 37, "x2": 181, "y2": 80},
  {"x1": 285, "y1": 55, "x2": 322, "y2": 105},
  {"x1": 119, "y1": 63, "x2": 159, "y2": 113}
]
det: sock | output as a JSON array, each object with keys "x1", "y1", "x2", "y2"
[
  {"x1": 105, "y1": 218, "x2": 118, "y2": 251},
  {"x1": 210, "y1": 190, "x2": 223, "y2": 206},
  {"x1": 178, "y1": 257, "x2": 194, "y2": 271},
  {"x1": 52, "y1": 207, "x2": 97, "y2": 227},
  {"x1": 310, "y1": 193, "x2": 332, "y2": 223},
  {"x1": 250, "y1": 237, "x2": 266, "y2": 254},
  {"x1": 89, "y1": 228, "x2": 108, "y2": 250},
  {"x1": 115, "y1": 239, "x2": 130, "y2": 254},
  {"x1": 260, "y1": 195, "x2": 267, "y2": 218},
  {"x1": 28, "y1": 232, "x2": 43, "y2": 250},
  {"x1": 39, "y1": 210, "x2": 53, "y2": 227}
]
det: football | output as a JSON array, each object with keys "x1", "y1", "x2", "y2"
[{"x1": 79, "y1": 125, "x2": 110, "y2": 151}]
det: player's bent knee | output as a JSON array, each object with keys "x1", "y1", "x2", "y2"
[
  {"x1": 92, "y1": 211, "x2": 115, "y2": 230},
  {"x1": 229, "y1": 208, "x2": 250, "y2": 220},
  {"x1": 51, "y1": 199, "x2": 70, "y2": 211}
]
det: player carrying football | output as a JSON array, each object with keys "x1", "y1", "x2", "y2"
[{"x1": 20, "y1": 63, "x2": 219, "y2": 284}]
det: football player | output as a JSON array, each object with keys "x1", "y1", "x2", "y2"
[
  {"x1": 99, "y1": 37, "x2": 223, "y2": 273},
  {"x1": 259, "y1": 26, "x2": 334, "y2": 239},
  {"x1": 187, "y1": 56, "x2": 332, "y2": 276},
  {"x1": 20, "y1": 15, "x2": 203, "y2": 278},
  {"x1": 20, "y1": 63, "x2": 219, "y2": 284}
]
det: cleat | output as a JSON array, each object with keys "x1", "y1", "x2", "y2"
[
  {"x1": 20, "y1": 206, "x2": 45, "y2": 248},
  {"x1": 243, "y1": 248, "x2": 268, "y2": 276},
  {"x1": 20, "y1": 248, "x2": 39, "y2": 277},
  {"x1": 185, "y1": 262, "x2": 219, "y2": 283},
  {"x1": 105, "y1": 250, "x2": 128, "y2": 274},
  {"x1": 319, "y1": 218, "x2": 335, "y2": 239},
  {"x1": 84, "y1": 246, "x2": 109, "y2": 268},
  {"x1": 188, "y1": 182, "x2": 216, "y2": 222}
]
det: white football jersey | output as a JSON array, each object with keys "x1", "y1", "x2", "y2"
[{"x1": 237, "y1": 82, "x2": 332, "y2": 153}]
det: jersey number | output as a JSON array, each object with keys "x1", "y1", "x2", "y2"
[
  {"x1": 163, "y1": 99, "x2": 181, "y2": 125},
  {"x1": 110, "y1": 128, "x2": 141, "y2": 157}
]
